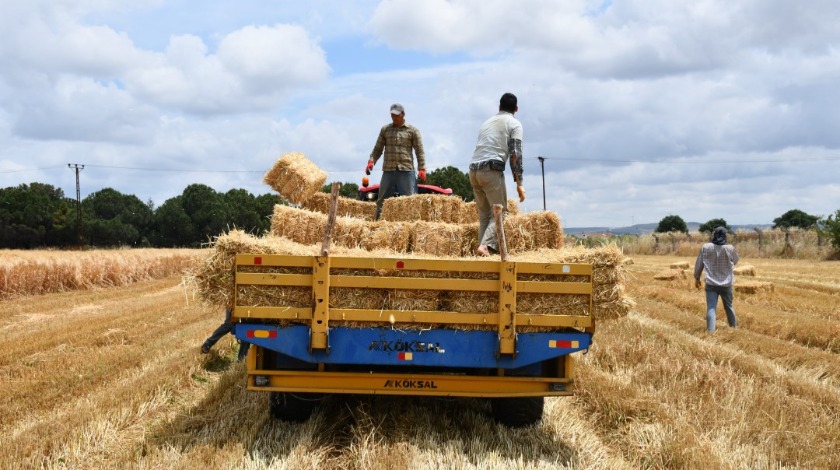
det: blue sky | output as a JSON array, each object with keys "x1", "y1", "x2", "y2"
[{"x1": 1, "y1": 0, "x2": 839, "y2": 227}]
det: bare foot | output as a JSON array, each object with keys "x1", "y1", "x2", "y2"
[{"x1": 476, "y1": 245, "x2": 491, "y2": 257}]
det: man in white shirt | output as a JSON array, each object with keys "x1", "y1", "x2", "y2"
[
  {"x1": 468, "y1": 92, "x2": 526, "y2": 256},
  {"x1": 694, "y1": 227, "x2": 740, "y2": 332}
]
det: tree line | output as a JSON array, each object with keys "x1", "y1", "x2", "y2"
[
  {"x1": 654, "y1": 209, "x2": 840, "y2": 250},
  {"x1": 0, "y1": 166, "x2": 475, "y2": 249}
]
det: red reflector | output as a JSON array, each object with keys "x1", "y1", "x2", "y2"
[
  {"x1": 396, "y1": 261, "x2": 405, "y2": 269},
  {"x1": 254, "y1": 256, "x2": 262, "y2": 265},
  {"x1": 269, "y1": 331, "x2": 277, "y2": 339},
  {"x1": 555, "y1": 340, "x2": 572, "y2": 348},
  {"x1": 246, "y1": 330, "x2": 255, "y2": 338}
]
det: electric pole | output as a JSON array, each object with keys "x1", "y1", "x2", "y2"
[
  {"x1": 538, "y1": 156, "x2": 546, "y2": 211},
  {"x1": 68, "y1": 163, "x2": 84, "y2": 249}
]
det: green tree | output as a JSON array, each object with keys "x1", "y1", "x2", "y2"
[
  {"x1": 656, "y1": 214, "x2": 688, "y2": 234},
  {"x1": 773, "y1": 209, "x2": 819, "y2": 230},
  {"x1": 698, "y1": 218, "x2": 730, "y2": 234},
  {"x1": 224, "y1": 188, "x2": 266, "y2": 234},
  {"x1": 81, "y1": 188, "x2": 153, "y2": 247},
  {"x1": 818, "y1": 209, "x2": 840, "y2": 251},
  {"x1": 181, "y1": 184, "x2": 230, "y2": 244},
  {"x1": 151, "y1": 197, "x2": 195, "y2": 247},
  {"x1": 0, "y1": 183, "x2": 74, "y2": 248},
  {"x1": 427, "y1": 166, "x2": 473, "y2": 201},
  {"x1": 321, "y1": 182, "x2": 359, "y2": 199}
]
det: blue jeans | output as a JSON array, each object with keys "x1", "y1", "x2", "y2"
[
  {"x1": 203, "y1": 308, "x2": 251, "y2": 361},
  {"x1": 705, "y1": 285, "x2": 737, "y2": 332},
  {"x1": 376, "y1": 171, "x2": 417, "y2": 220}
]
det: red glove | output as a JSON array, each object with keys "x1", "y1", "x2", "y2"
[
  {"x1": 418, "y1": 169, "x2": 426, "y2": 183},
  {"x1": 365, "y1": 161, "x2": 374, "y2": 175}
]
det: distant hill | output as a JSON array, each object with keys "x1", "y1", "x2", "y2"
[{"x1": 564, "y1": 223, "x2": 774, "y2": 236}]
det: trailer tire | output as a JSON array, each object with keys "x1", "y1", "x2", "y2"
[
  {"x1": 490, "y1": 397, "x2": 544, "y2": 427},
  {"x1": 268, "y1": 392, "x2": 320, "y2": 422}
]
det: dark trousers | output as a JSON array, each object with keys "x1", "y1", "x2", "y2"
[{"x1": 203, "y1": 308, "x2": 250, "y2": 361}]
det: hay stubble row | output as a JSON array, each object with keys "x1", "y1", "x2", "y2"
[{"x1": 1, "y1": 253, "x2": 839, "y2": 468}]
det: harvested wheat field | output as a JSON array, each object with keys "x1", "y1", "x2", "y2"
[{"x1": 1, "y1": 252, "x2": 839, "y2": 469}]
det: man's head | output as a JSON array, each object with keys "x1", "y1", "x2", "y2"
[
  {"x1": 499, "y1": 93, "x2": 518, "y2": 113},
  {"x1": 711, "y1": 226, "x2": 728, "y2": 245},
  {"x1": 390, "y1": 103, "x2": 405, "y2": 126}
]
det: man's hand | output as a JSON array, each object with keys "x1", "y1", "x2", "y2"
[
  {"x1": 695, "y1": 280, "x2": 702, "y2": 289},
  {"x1": 418, "y1": 169, "x2": 426, "y2": 183},
  {"x1": 365, "y1": 161, "x2": 374, "y2": 175},
  {"x1": 516, "y1": 185, "x2": 525, "y2": 202}
]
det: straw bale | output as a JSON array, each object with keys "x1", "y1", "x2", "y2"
[
  {"x1": 734, "y1": 264, "x2": 756, "y2": 276},
  {"x1": 302, "y1": 192, "x2": 377, "y2": 221},
  {"x1": 263, "y1": 151, "x2": 328, "y2": 204},
  {"x1": 270, "y1": 204, "x2": 327, "y2": 245},
  {"x1": 333, "y1": 217, "x2": 371, "y2": 249},
  {"x1": 503, "y1": 211, "x2": 564, "y2": 253},
  {"x1": 670, "y1": 261, "x2": 690, "y2": 269},
  {"x1": 735, "y1": 281, "x2": 774, "y2": 294},
  {"x1": 363, "y1": 221, "x2": 413, "y2": 252},
  {"x1": 412, "y1": 221, "x2": 464, "y2": 257},
  {"x1": 381, "y1": 194, "x2": 465, "y2": 223},
  {"x1": 188, "y1": 230, "x2": 319, "y2": 309},
  {"x1": 654, "y1": 269, "x2": 687, "y2": 280}
]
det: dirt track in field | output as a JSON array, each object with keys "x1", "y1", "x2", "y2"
[{"x1": 1, "y1": 255, "x2": 838, "y2": 469}]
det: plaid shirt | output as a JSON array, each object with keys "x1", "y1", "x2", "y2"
[
  {"x1": 369, "y1": 123, "x2": 425, "y2": 171},
  {"x1": 694, "y1": 243, "x2": 740, "y2": 286}
]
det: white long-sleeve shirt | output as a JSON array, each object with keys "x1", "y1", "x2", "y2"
[{"x1": 694, "y1": 243, "x2": 740, "y2": 287}]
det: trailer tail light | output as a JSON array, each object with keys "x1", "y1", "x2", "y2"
[
  {"x1": 549, "y1": 340, "x2": 579, "y2": 349},
  {"x1": 397, "y1": 352, "x2": 413, "y2": 361},
  {"x1": 246, "y1": 329, "x2": 277, "y2": 339}
]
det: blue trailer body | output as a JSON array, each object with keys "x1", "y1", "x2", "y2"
[{"x1": 235, "y1": 324, "x2": 591, "y2": 369}]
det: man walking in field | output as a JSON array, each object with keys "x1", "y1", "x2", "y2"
[
  {"x1": 694, "y1": 227, "x2": 740, "y2": 332},
  {"x1": 469, "y1": 92, "x2": 526, "y2": 256}
]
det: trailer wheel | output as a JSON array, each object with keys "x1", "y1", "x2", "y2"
[
  {"x1": 268, "y1": 392, "x2": 321, "y2": 422},
  {"x1": 490, "y1": 397, "x2": 544, "y2": 427}
]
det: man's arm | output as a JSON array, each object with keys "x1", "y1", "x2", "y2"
[
  {"x1": 412, "y1": 127, "x2": 426, "y2": 170},
  {"x1": 694, "y1": 249, "x2": 704, "y2": 282},
  {"x1": 508, "y1": 138, "x2": 524, "y2": 184},
  {"x1": 369, "y1": 126, "x2": 387, "y2": 165}
]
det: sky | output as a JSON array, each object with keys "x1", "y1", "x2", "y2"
[{"x1": 1, "y1": 0, "x2": 839, "y2": 228}]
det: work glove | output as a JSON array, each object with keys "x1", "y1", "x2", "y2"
[
  {"x1": 418, "y1": 169, "x2": 426, "y2": 183},
  {"x1": 516, "y1": 185, "x2": 526, "y2": 203},
  {"x1": 365, "y1": 161, "x2": 374, "y2": 175}
]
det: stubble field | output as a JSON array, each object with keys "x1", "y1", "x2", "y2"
[{"x1": 1, "y1": 252, "x2": 838, "y2": 469}]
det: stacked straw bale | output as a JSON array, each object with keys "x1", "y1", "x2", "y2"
[
  {"x1": 362, "y1": 222, "x2": 413, "y2": 252},
  {"x1": 381, "y1": 194, "x2": 465, "y2": 223},
  {"x1": 270, "y1": 204, "x2": 327, "y2": 245},
  {"x1": 302, "y1": 192, "x2": 377, "y2": 221},
  {"x1": 190, "y1": 231, "x2": 632, "y2": 325},
  {"x1": 670, "y1": 261, "x2": 690, "y2": 269},
  {"x1": 503, "y1": 211, "x2": 564, "y2": 253},
  {"x1": 412, "y1": 222, "x2": 465, "y2": 257},
  {"x1": 734, "y1": 264, "x2": 756, "y2": 276},
  {"x1": 263, "y1": 152, "x2": 327, "y2": 204}
]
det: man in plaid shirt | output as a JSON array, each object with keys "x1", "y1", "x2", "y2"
[
  {"x1": 366, "y1": 103, "x2": 426, "y2": 220},
  {"x1": 694, "y1": 226, "x2": 740, "y2": 332}
]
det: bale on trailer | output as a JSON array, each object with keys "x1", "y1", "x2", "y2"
[
  {"x1": 380, "y1": 194, "x2": 465, "y2": 224},
  {"x1": 302, "y1": 192, "x2": 377, "y2": 221},
  {"x1": 263, "y1": 152, "x2": 327, "y2": 204}
]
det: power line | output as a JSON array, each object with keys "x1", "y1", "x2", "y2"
[{"x1": 533, "y1": 155, "x2": 840, "y2": 164}]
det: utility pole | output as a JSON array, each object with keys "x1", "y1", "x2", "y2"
[
  {"x1": 538, "y1": 156, "x2": 546, "y2": 211},
  {"x1": 68, "y1": 163, "x2": 84, "y2": 249}
]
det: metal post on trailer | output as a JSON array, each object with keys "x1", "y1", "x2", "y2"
[
  {"x1": 312, "y1": 182, "x2": 341, "y2": 351},
  {"x1": 493, "y1": 204, "x2": 516, "y2": 356}
]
